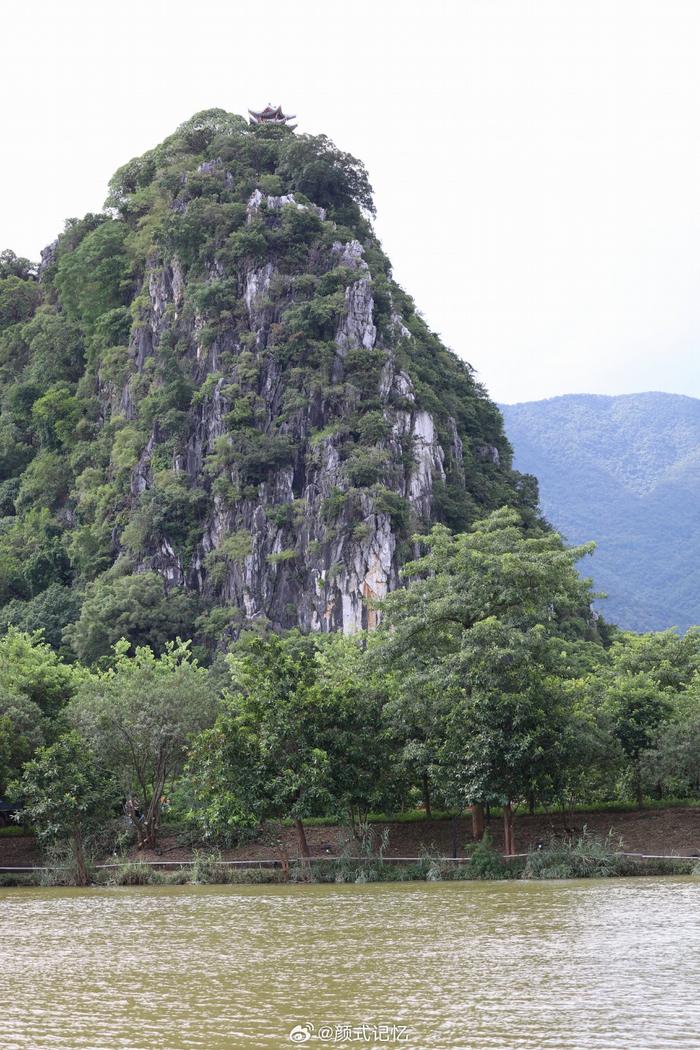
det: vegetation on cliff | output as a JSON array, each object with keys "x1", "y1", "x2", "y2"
[{"x1": 0, "y1": 109, "x2": 537, "y2": 658}]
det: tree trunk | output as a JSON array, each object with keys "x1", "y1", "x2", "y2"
[
  {"x1": 294, "y1": 818, "x2": 311, "y2": 862},
  {"x1": 125, "y1": 797, "x2": 145, "y2": 848},
  {"x1": 528, "y1": 791, "x2": 536, "y2": 816},
  {"x1": 422, "y1": 772, "x2": 432, "y2": 819},
  {"x1": 144, "y1": 776, "x2": 165, "y2": 849},
  {"x1": 73, "y1": 828, "x2": 89, "y2": 887},
  {"x1": 471, "y1": 803, "x2": 485, "y2": 841},
  {"x1": 451, "y1": 814, "x2": 459, "y2": 859},
  {"x1": 503, "y1": 802, "x2": 515, "y2": 857},
  {"x1": 144, "y1": 799, "x2": 161, "y2": 849}
]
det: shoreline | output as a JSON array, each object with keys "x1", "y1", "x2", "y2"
[
  {"x1": 1, "y1": 854, "x2": 697, "y2": 889},
  {"x1": 3, "y1": 805, "x2": 700, "y2": 888}
]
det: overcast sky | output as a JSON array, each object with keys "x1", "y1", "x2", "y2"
[{"x1": 2, "y1": 0, "x2": 699, "y2": 403}]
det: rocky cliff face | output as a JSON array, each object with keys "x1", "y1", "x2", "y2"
[
  {"x1": 0, "y1": 110, "x2": 537, "y2": 652},
  {"x1": 129, "y1": 220, "x2": 456, "y2": 633}
]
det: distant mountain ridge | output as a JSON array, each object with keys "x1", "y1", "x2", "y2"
[{"x1": 500, "y1": 392, "x2": 700, "y2": 632}]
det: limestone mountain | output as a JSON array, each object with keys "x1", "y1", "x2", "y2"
[
  {"x1": 501, "y1": 392, "x2": 700, "y2": 632},
  {"x1": 0, "y1": 109, "x2": 537, "y2": 659}
]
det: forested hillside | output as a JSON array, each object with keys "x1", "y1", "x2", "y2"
[
  {"x1": 501, "y1": 392, "x2": 700, "y2": 632},
  {"x1": 0, "y1": 109, "x2": 537, "y2": 661}
]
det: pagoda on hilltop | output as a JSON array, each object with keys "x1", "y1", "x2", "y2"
[{"x1": 248, "y1": 104, "x2": 297, "y2": 129}]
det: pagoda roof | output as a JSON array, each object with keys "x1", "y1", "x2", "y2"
[{"x1": 248, "y1": 104, "x2": 296, "y2": 128}]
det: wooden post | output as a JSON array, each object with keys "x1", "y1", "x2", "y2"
[{"x1": 503, "y1": 802, "x2": 515, "y2": 856}]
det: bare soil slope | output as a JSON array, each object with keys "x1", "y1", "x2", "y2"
[{"x1": 4, "y1": 807, "x2": 700, "y2": 870}]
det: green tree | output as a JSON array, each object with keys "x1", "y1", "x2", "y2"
[
  {"x1": 0, "y1": 714, "x2": 11, "y2": 796},
  {"x1": 598, "y1": 656, "x2": 671, "y2": 808},
  {"x1": 312, "y1": 633, "x2": 396, "y2": 828},
  {"x1": 219, "y1": 632, "x2": 330, "y2": 859},
  {"x1": 0, "y1": 627, "x2": 79, "y2": 719},
  {"x1": 21, "y1": 309, "x2": 85, "y2": 385},
  {"x1": 437, "y1": 622, "x2": 573, "y2": 853},
  {"x1": 54, "y1": 220, "x2": 132, "y2": 332},
  {"x1": 187, "y1": 632, "x2": 390, "y2": 857},
  {"x1": 586, "y1": 630, "x2": 700, "y2": 807},
  {"x1": 63, "y1": 571, "x2": 197, "y2": 664},
  {"x1": 0, "y1": 583, "x2": 82, "y2": 652},
  {"x1": 279, "y1": 133, "x2": 376, "y2": 216},
  {"x1": 15, "y1": 731, "x2": 118, "y2": 885},
  {"x1": 376, "y1": 508, "x2": 598, "y2": 852},
  {"x1": 0, "y1": 629, "x2": 81, "y2": 785},
  {"x1": 0, "y1": 509, "x2": 71, "y2": 604},
  {"x1": 0, "y1": 276, "x2": 41, "y2": 330},
  {"x1": 68, "y1": 640, "x2": 216, "y2": 847},
  {"x1": 0, "y1": 690, "x2": 48, "y2": 790},
  {"x1": 15, "y1": 451, "x2": 71, "y2": 513},
  {"x1": 643, "y1": 706, "x2": 700, "y2": 798},
  {"x1": 31, "y1": 383, "x2": 84, "y2": 450},
  {"x1": 0, "y1": 249, "x2": 36, "y2": 280}
]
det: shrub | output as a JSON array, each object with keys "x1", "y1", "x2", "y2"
[
  {"x1": 371, "y1": 487, "x2": 410, "y2": 532},
  {"x1": 345, "y1": 447, "x2": 388, "y2": 487},
  {"x1": 191, "y1": 848, "x2": 226, "y2": 884},
  {"x1": 267, "y1": 548, "x2": 296, "y2": 565},
  {"x1": 37, "y1": 844, "x2": 91, "y2": 887},
  {"x1": 160, "y1": 867, "x2": 193, "y2": 885},
  {"x1": 356, "y1": 410, "x2": 390, "y2": 445},
  {"x1": 103, "y1": 861, "x2": 161, "y2": 886},
  {"x1": 320, "y1": 487, "x2": 348, "y2": 522},
  {"x1": 0, "y1": 872, "x2": 38, "y2": 887},
  {"x1": 522, "y1": 829, "x2": 623, "y2": 880},
  {"x1": 204, "y1": 531, "x2": 253, "y2": 586},
  {"x1": 464, "y1": 832, "x2": 513, "y2": 880}
]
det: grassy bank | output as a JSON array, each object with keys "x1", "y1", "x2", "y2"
[{"x1": 2, "y1": 833, "x2": 698, "y2": 889}]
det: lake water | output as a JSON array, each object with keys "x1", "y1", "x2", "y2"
[{"x1": 2, "y1": 878, "x2": 699, "y2": 1049}]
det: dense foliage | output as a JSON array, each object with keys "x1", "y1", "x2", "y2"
[
  {"x1": 0, "y1": 109, "x2": 533, "y2": 657},
  {"x1": 3, "y1": 509, "x2": 700, "y2": 866}
]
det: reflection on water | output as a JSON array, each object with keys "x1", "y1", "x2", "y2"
[{"x1": 2, "y1": 878, "x2": 699, "y2": 1049}]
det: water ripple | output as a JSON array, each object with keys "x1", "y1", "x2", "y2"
[{"x1": 1, "y1": 878, "x2": 699, "y2": 1049}]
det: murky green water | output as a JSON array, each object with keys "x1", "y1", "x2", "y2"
[{"x1": 1, "y1": 878, "x2": 699, "y2": 1049}]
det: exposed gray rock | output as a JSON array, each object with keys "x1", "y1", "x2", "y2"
[
  {"x1": 244, "y1": 262, "x2": 275, "y2": 325},
  {"x1": 247, "y1": 189, "x2": 326, "y2": 222},
  {"x1": 38, "y1": 239, "x2": 58, "y2": 280},
  {"x1": 331, "y1": 239, "x2": 368, "y2": 272},
  {"x1": 476, "y1": 444, "x2": 501, "y2": 466},
  {"x1": 119, "y1": 218, "x2": 471, "y2": 637},
  {"x1": 335, "y1": 278, "x2": 376, "y2": 354}
]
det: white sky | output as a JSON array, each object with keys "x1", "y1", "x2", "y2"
[{"x1": 2, "y1": 0, "x2": 700, "y2": 403}]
